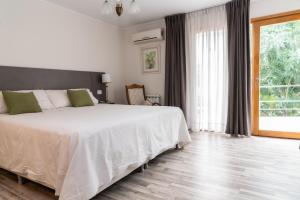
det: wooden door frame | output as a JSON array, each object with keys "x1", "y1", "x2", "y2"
[{"x1": 251, "y1": 10, "x2": 300, "y2": 139}]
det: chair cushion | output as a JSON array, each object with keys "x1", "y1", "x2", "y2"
[{"x1": 128, "y1": 88, "x2": 145, "y2": 105}]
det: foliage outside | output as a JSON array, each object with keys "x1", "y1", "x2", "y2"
[{"x1": 260, "y1": 20, "x2": 300, "y2": 117}]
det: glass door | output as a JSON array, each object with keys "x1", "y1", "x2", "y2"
[{"x1": 252, "y1": 11, "x2": 300, "y2": 139}]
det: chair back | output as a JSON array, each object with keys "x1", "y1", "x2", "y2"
[{"x1": 126, "y1": 84, "x2": 146, "y2": 105}]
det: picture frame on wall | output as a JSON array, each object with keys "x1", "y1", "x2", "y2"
[{"x1": 141, "y1": 45, "x2": 160, "y2": 73}]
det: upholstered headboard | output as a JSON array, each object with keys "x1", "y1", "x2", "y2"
[{"x1": 0, "y1": 66, "x2": 106, "y2": 102}]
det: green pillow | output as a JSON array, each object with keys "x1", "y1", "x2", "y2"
[
  {"x1": 67, "y1": 90, "x2": 94, "y2": 107},
  {"x1": 2, "y1": 91, "x2": 42, "y2": 115}
]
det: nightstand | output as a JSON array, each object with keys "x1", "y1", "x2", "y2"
[{"x1": 99, "y1": 101, "x2": 115, "y2": 104}]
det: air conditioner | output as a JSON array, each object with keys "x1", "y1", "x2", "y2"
[{"x1": 132, "y1": 28, "x2": 163, "y2": 44}]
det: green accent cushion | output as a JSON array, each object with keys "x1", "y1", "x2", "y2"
[
  {"x1": 67, "y1": 90, "x2": 94, "y2": 107},
  {"x1": 2, "y1": 91, "x2": 42, "y2": 115}
]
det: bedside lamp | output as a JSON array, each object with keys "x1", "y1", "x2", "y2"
[{"x1": 102, "y1": 73, "x2": 111, "y2": 103}]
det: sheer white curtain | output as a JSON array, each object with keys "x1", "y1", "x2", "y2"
[{"x1": 186, "y1": 6, "x2": 228, "y2": 133}]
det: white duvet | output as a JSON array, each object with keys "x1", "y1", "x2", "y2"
[{"x1": 0, "y1": 104, "x2": 191, "y2": 200}]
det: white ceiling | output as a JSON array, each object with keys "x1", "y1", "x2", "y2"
[{"x1": 45, "y1": 0, "x2": 233, "y2": 27}]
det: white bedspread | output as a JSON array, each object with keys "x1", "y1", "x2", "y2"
[{"x1": 0, "y1": 104, "x2": 191, "y2": 200}]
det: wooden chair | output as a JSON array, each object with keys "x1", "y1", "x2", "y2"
[{"x1": 125, "y1": 84, "x2": 160, "y2": 106}]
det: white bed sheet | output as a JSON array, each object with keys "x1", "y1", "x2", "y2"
[{"x1": 0, "y1": 104, "x2": 191, "y2": 200}]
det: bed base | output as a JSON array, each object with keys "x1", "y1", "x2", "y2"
[
  {"x1": 0, "y1": 166, "x2": 55, "y2": 190},
  {"x1": 17, "y1": 175, "x2": 23, "y2": 185},
  {"x1": 4, "y1": 143, "x2": 184, "y2": 199},
  {"x1": 140, "y1": 143, "x2": 181, "y2": 172},
  {"x1": 4, "y1": 160, "x2": 160, "y2": 196},
  {"x1": 139, "y1": 165, "x2": 145, "y2": 173},
  {"x1": 144, "y1": 163, "x2": 149, "y2": 169},
  {"x1": 15, "y1": 173, "x2": 55, "y2": 189},
  {"x1": 175, "y1": 143, "x2": 184, "y2": 150}
]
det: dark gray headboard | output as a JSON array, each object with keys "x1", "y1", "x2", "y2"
[{"x1": 0, "y1": 66, "x2": 106, "y2": 102}]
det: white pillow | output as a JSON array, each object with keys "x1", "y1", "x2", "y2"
[
  {"x1": 17, "y1": 90, "x2": 55, "y2": 110},
  {"x1": 46, "y1": 90, "x2": 71, "y2": 108},
  {"x1": 0, "y1": 92, "x2": 8, "y2": 113},
  {"x1": 87, "y1": 90, "x2": 99, "y2": 105},
  {"x1": 71, "y1": 89, "x2": 99, "y2": 105}
]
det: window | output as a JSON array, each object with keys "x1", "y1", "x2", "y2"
[{"x1": 251, "y1": 10, "x2": 300, "y2": 139}]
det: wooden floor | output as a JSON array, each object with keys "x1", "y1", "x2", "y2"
[{"x1": 1, "y1": 132, "x2": 300, "y2": 200}]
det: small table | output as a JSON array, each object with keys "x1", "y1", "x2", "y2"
[{"x1": 99, "y1": 101, "x2": 115, "y2": 104}]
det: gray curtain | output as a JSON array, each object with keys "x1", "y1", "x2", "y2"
[
  {"x1": 225, "y1": 0, "x2": 251, "y2": 136},
  {"x1": 165, "y1": 14, "x2": 187, "y2": 115}
]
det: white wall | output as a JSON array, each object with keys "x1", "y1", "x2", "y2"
[
  {"x1": 121, "y1": 19, "x2": 166, "y2": 104},
  {"x1": 1, "y1": 0, "x2": 299, "y2": 104},
  {"x1": 0, "y1": 0, "x2": 123, "y2": 103},
  {"x1": 121, "y1": 0, "x2": 300, "y2": 104},
  {"x1": 250, "y1": 0, "x2": 300, "y2": 18}
]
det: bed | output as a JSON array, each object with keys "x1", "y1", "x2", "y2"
[
  {"x1": 0, "y1": 104, "x2": 190, "y2": 200},
  {"x1": 0, "y1": 66, "x2": 191, "y2": 200}
]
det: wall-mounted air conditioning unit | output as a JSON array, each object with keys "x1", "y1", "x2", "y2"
[{"x1": 132, "y1": 28, "x2": 163, "y2": 44}]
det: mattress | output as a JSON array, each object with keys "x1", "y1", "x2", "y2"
[{"x1": 0, "y1": 104, "x2": 191, "y2": 200}]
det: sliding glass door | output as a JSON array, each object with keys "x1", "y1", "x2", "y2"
[{"x1": 252, "y1": 11, "x2": 300, "y2": 139}]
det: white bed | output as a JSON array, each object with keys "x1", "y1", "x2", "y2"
[{"x1": 0, "y1": 104, "x2": 191, "y2": 200}]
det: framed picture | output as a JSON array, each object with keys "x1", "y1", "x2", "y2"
[{"x1": 141, "y1": 46, "x2": 160, "y2": 73}]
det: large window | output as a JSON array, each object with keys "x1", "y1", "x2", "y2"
[{"x1": 252, "y1": 10, "x2": 300, "y2": 139}]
